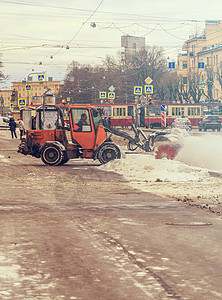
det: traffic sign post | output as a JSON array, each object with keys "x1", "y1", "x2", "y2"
[
  {"x1": 198, "y1": 62, "x2": 204, "y2": 69},
  {"x1": 161, "y1": 104, "x2": 167, "y2": 128},
  {"x1": 10, "y1": 103, "x2": 14, "y2": 110},
  {"x1": 99, "y1": 92, "x2": 106, "y2": 99},
  {"x1": 134, "y1": 86, "x2": 142, "y2": 95},
  {"x1": 18, "y1": 98, "x2": 26, "y2": 107},
  {"x1": 169, "y1": 62, "x2": 175, "y2": 69},
  {"x1": 25, "y1": 84, "x2": 32, "y2": 91},
  {"x1": 108, "y1": 92, "x2": 115, "y2": 100},
  {"x1": 145, "y1": 77, "x2": 153, "y2": 85},
  {"x1": 144, "y1": 85, "x2": 153, "y2": 94},
  {"x1": 199, "y1": 82, "x2": 206, "y2": 89},
  {"x1": 37, "y1": 74, "x2": 45, "y2": 82}
]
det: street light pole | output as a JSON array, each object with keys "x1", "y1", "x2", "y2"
[
  {"x1": 42, "y1": 88, "x2": 51, "y2": 129},
  {"x1": 1, "y1": 96, "x2": 4, "y2": 116}
]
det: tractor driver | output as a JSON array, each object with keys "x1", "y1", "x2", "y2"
[{"x1": 76, "y1": 113, "x2": 88, "y2": 131}]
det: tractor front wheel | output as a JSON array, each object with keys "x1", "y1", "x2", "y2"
[
  {"x1": 98, "y1": 143, "x2": 121, "y2": 164},
  {"x1": 41, "y1": 144, "x2": 63, "y2": 166}
]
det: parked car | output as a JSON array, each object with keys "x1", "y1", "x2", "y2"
[
  {"x1": 0, "y1": 116, "x2": 10, "y2": 128},
  {"x1": 198, "y1": 115, "x2": 221, "y2": 131},
  {"x1": 171, "y1": 118, "x2": 192, "y2": 131}
]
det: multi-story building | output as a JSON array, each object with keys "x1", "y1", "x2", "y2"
[
  {"x1": 121, "y1": 35, "x2": 145, "y2": 57},
  {"x1": 0, "y1": 89, "x2": 13, "y2": 109},
  {"x1": 177, "y1": 20, "x2": 222, "y2": 101},
  {"x1": 0, "y1": 78, "x2": 64, "y2": 108}
]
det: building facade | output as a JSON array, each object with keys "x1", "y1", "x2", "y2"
[
  {"x1": 177, "y1": 20, "x2": 222, "y2": 102},
  {"x1": 0, "y1": 79, "x2": 64, "y2": 109}
]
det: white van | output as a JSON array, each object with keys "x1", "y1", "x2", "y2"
[{"x1": 0, "y1": 116, "x2": 10, "y2": 128}]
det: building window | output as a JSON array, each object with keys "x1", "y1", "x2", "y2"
[
  {"x1": 183, "y1": 77, "x2": 188, "y2": 85},
  {"x1": 183, "y1": 61, "x2": 187, "y2": 70}
]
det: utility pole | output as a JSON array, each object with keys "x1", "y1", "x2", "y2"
[
  {"x1": 1, "y1": 96, "x2": 4, "y2": 116},
  {"x1": 42, "y1": 88, "x2": 51, "y2": 129},
  {"x1": 135, "y1": 95, "x2": 140, "y2": 127}
]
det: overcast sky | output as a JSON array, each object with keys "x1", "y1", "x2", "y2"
[{"x1": 0, "y1": 0, "x2": 222, "y2": 88}]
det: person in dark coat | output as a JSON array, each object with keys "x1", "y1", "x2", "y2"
[
  {"x1": 9, "y1": 117, "x2": 17, "y2": 138},
  {"x1": 76, "y1": 113, "x2": 88, "y2": 131},
  {"x1": 108, "y1": 117, "x2": 111, "y2": 128}
]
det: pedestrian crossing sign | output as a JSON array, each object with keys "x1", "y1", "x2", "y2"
[
  {"x1": 37, "y1": 74, "x2": 45, "y2": 82},
  {"x1": 10, "y1": 103, "x2": 14, "y2": 110},
  {"x1": 134, "y1": 86, "x2": 142, "y2": 95},
  {"x1": 18, "y1": 98, "x2": 26, "y2": 107},
  {"x1": 99, "y1": 92, "x2": 106, "y2": 99},
  {"x1": 108, "y1": 92, "x2": 115, "y2": 99},
  {"x1": 144, "y1": 85, "x2": 153, "y2": 94},
  {"x1": 199, "y1": 82, "x2": 206, "y2": 89},
  {"x1": 25, "y1": 84, "x2": 32, "y2": 91}
]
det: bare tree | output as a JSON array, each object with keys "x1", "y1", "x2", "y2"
[{"x1": 204, "y1": 67, "x2": 214, "y2": 101}]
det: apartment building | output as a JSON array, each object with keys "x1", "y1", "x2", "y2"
[
  {"x1": 0, "y1": 79, "x2": 64, "y2": 108},
  {"x1": 0, "y1": 89, "x2": 13, "y2": 108},
  {"x1": 177, "y1": 20, "x2": 222, "y2": 101}
]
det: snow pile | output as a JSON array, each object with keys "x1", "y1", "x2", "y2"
[
  {"x1": 101, "y1": 153, "x2": 209, "y2": 183},
  {"x1": 100, "y1": 130, "x2": 222, "y2": 202}
]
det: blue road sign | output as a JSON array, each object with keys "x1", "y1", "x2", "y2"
[
  {"x1": 199, "y1": 82, "x2": 206, "y2": 89},
  {"x1": 169, "y1": 62, "x2": 175, "y2": 69},
  {"x1": 25, "y1": 84, "x2": 32, "y2": 91},
  {"x1": 108, "y1": 92, "x2": 115, "y2": 99},
  {"x1": 144, "y1": 85, "x2": 153, "y2": 94},
  {"x1": 198, "y1": 62, "x2": 204, "y2": 69},
  {"x1": 37, "y1": 74, "x2": 45, "y2": 82},
  {"x1": 10, "y1": 103, "x2": 14, "y2": 109},
  {"x1": 99, "y1": 92, "x2": 106, "y2": 99},
  {"x1": 134, "y1": 86, "x2": 142, "y2": 95},
  {"x1": 161, "y1": 104, "x2": 166, "y2": 111},
  {"x1": 18, "y1": 98, "x2": 26, "y2": 107}
]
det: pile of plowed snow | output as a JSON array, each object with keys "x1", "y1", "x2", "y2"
[{"x1": 100, "y1": 130, "x2": 222, "y2": 203}]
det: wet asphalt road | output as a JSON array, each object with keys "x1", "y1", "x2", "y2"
[{"x1": 0, "y1": 130, "x2": 222, "y2": 299}]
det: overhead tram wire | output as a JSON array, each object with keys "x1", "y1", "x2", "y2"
[
  {"x1": 49, "y1": 0, "x2": 105, "y2": 60},
  {"x1": 0, "y1": 0, "x2": 205, "y2": 24}
]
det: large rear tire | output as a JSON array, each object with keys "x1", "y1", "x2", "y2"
[
  {"x1": 59, "y1": 152, "x2": 69, "y2": 165},
  {"x1": 41, "y1": 144, "x2": 63, "y2": 166},
  {"x1": 98, "y1": 143, "x2": 121, "y2": 164}
]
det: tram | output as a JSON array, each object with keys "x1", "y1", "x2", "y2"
[
  {"x1": 93, "y1": 102, "x2": 222, "y2": 128},
  {"x1": 20, "y1": 102, "x2": 222, "y2": 128}
]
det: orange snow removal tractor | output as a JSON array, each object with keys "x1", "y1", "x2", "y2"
[{"x1": 18, "y1": 105, "x2": 121, "y2": 165}]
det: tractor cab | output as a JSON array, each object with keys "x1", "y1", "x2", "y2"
[{"x1": 68, "y1": 106, "x2": 107, "y2": 152}]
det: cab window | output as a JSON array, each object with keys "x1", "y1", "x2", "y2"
[
  {"x1": 91, "y1": 109, "x2": 103, "y2": 128},
  {"x1": 71, "y1": 108, "x2": 91, "y2": 132}
]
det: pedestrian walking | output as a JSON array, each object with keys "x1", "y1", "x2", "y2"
[
  {"x1": 108, "y1": 117, "x2": 111, "y2": 128},
  {"x1": 9, "y1": 117, "x2": 17, "y2": 138},
  {"x1": 103, "y1": 117, "x2": 108, "y2": 126},
  {"x1": 18, "y1": 117, "x2": 25, "y2": 139},
  {"x1": 31, "y1": 116, "x2": 36, "y2": 129}
]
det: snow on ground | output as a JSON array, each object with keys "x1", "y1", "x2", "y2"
[{"x1": 100, "y1": 130, "x2": 222, "y2": 205}]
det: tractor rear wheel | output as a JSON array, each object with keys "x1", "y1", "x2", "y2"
[
  {"x1": 155, "y1": 144, "x2": 179, "y2": 160},
  {"x1": 59, "y1": 151, "x2": 69, "y2": 165},
  {"x1": 98, "y1": 143, "x2": 121, "y2": 164},
  {"x1": 41, "y1": 144, "x2": 64, "y2": 166}
]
